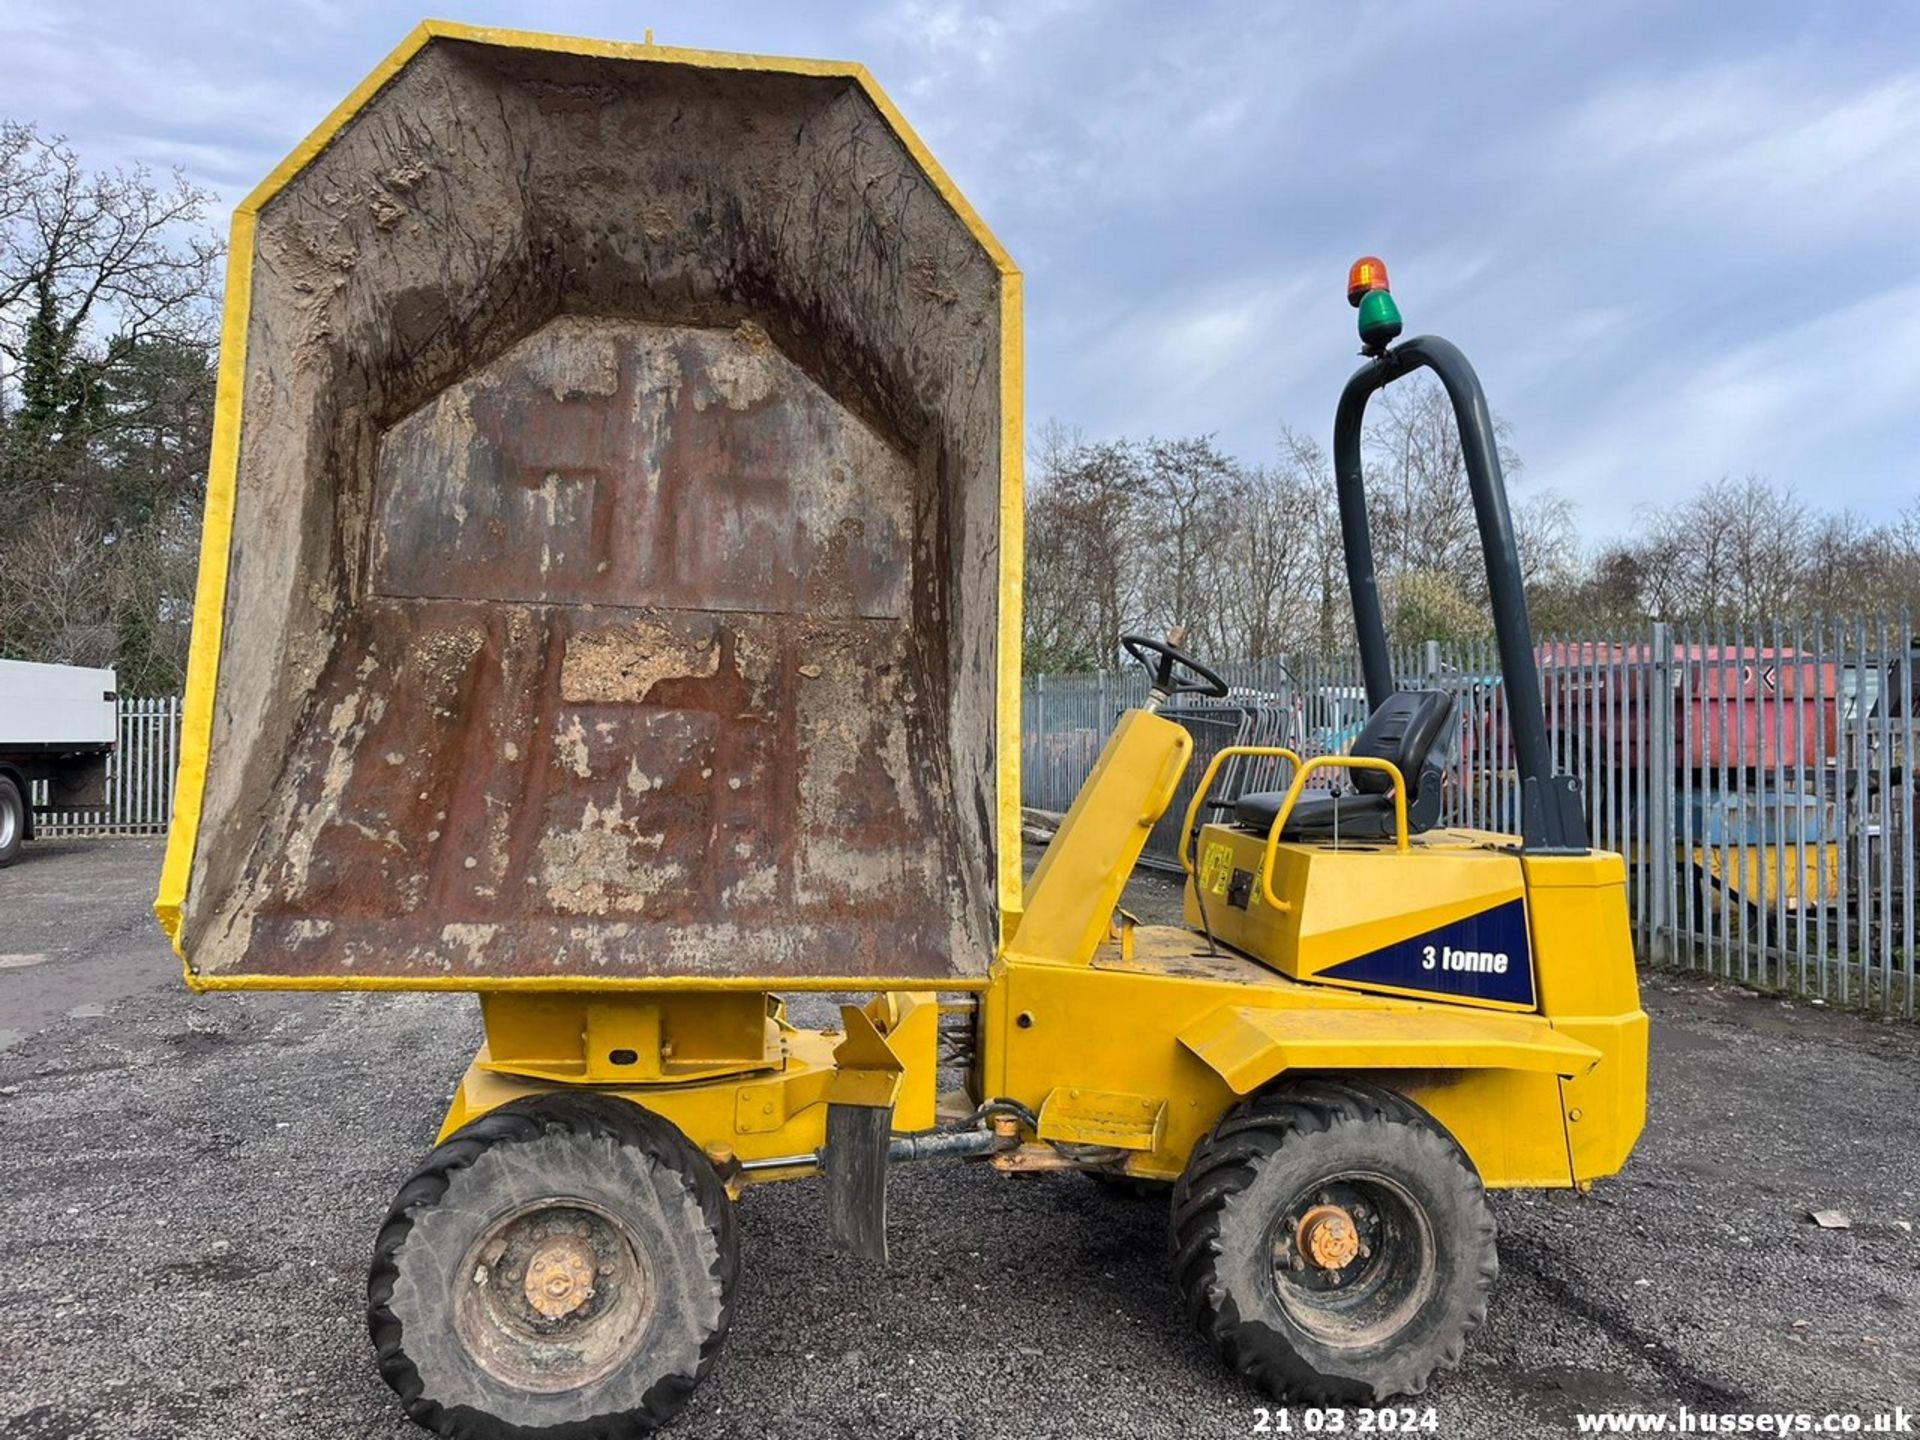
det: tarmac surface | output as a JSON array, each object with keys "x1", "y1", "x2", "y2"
[{"x1": 0, "y1": 838, "x2": 1916, "y2": 1438}]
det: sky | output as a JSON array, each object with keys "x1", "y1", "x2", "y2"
[{"x1": 4, "y1": 0, "x2": 1918, "y2": 541}]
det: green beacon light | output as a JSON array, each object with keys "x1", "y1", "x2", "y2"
[{"x1": 1348, "y1": 255, "x2": 1402, "y2": 354}]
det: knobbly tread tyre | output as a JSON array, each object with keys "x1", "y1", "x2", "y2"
[
  {"x1": 368, "y1": 1092, "x2": 738, "y2": 1438},
  {"x1": 1170, "y1": 1078, "x2": 1497, "y2": 1403}
]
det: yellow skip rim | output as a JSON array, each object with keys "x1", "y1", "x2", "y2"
[{"x1": 153, "y1": 20, "x2": 1025, "y2": 988}]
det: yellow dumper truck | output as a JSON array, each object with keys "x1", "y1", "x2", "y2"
[{"x1": 156, "y1": 23, "x2": 1646, "y2": 1437}]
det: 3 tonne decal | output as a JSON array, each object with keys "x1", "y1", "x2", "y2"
[{"x1": 1317, "y1": 898, "x2": 1535, "y2": 1007}]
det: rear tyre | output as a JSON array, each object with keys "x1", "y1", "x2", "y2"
[
  {"x1": 0, "y1": 776, "x2": 24, "y2": 867},
  {"x1": 369, "y1": 1092, "x2": 737, "y2": 1438},
  {"x1": 1170, "y1": 1079, "x2": 1496, "y2": 1402}
]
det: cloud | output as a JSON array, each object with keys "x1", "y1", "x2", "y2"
[
  {"x1": 2, "y1": 0, "x2": 1914, "y2": 538},
  {"x1": 1068, "y1": 270, "x2": 1323, "y2": 442},
  {"x1": 1546, "y1": 278, "x2": 1920, "y2": 530},
  {"x1": 0, "y1": 8, "x2": 338, "y2": 194},
  {"x1": 1549, "y1": 60, "x2": 1920, "y2": 245}
]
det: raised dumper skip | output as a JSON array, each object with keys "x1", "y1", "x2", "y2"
[{"x1": 157, "y1": 26, "x2": 1647, "y2": 1437}]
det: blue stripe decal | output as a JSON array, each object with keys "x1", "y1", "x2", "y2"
[{"x1": 1318, "y1": 898, "x2": 1535, "y2": 1007}]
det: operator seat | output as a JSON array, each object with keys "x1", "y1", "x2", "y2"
[{"x1": 1235, "y1": 690, "x2": 1457, "y2": 841}]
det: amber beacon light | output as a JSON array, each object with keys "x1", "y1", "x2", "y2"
[
  {"x1": 1348, "y1": 255, "x2": 1403, "y2": 353},
  {"x1": 1347, "y1": 256, "x2": 1389, "y2": 305}
]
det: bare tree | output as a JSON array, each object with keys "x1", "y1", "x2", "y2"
[
  {"x1": 1209, "y1": 429, "x2": 1342, "y2": 661},
  {"x1": 1885, "y1": 499, "x2": 1920, "y2": 618},
  {"x1": 0, "y1": 122, "x2": 220, "y2": 691},
  {"x1": 1513, "y1": 490, "x2": 1579, "y2": 592},
  {"x1": 1799, "y1": 509, "x2": 1880, "y2": 617},
  {"x1": 1138, "y1": 435, "x2": 1237, "y2": 652},
  {"x1": 1360, "y1": 374, "x2": 1523, "y2": 591},
  {"x1": 0, "y1": 124, "x2": 218, "y2": 481},
  {"x1": 1021, "y1": 423, "x2": 1152, "y2": 671},
  {"x1": 0, "y1": 503, "x2": 119, "y2": 666}
]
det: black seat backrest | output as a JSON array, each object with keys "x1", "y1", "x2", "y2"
[{"x1": 1347, "y1": 690, "x2": 1457, "y2": 798}]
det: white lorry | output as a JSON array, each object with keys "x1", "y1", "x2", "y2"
[{"x1": 0, "y1": 659, "x2": 117, "y2": 866}]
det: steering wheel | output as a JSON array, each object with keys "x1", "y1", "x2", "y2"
[{"x1": 1120, "y1": 633, "x2": 1230, "y2": 700}]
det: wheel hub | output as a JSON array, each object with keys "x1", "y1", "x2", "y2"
[
  {"x1": 1268, "y1": 1173, "x2": 1434, "y2": 1346},
  {"x1": 454, "y1": 1200, "x2": 655, "y2": 1394},
  {"x1": 1296, "y1": 1203, "x2": 1361, "y2": 1271},
  {"x1": 523, "y1": 1235, "x2": 598, "y2": 1320}
]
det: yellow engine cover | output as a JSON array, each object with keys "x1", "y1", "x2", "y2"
[{"x1": 1188, "y1": 824, "x2": 1538, "y2": 1012}]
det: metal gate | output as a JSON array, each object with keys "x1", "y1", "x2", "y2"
[
  {"x1": 27, "y1": 696, "x2": 181, "y2": 838},
  {"x1": 1022, "y1": 616, "x2": 1918, "y2": 1016}
]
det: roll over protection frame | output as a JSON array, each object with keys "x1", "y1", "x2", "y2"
[{"x1": 1332, "y1": 335, "x2": 1589, "y2": 854}]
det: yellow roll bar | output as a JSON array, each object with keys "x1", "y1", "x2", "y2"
[
  {"x1": 1258, "y1": 756, "x2": 1410, "y2": 911},
  {"x1": 1179, "y1": 746, "x2": 1304, "y2": 874}
]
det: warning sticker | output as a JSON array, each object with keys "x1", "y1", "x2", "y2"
[{"x1": 1200, "y1": 842, "x2": 1234, "y2": 896}]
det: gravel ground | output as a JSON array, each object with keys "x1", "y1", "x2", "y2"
[{"x1": 0, "y1": 839, "x2": 1916, "y2": 1438}]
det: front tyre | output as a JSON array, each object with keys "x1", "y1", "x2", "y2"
[
  {"x1": 369, "y1": 1092, "x2": 737, "y2": 1438},
  {"x1": 1170, "y1": 1080, "x2": 1496, "y2": 1402}
]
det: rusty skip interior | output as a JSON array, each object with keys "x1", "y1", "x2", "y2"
[{"x1": 180, "y1": 39, "x2": 1009, "y2": 984}]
